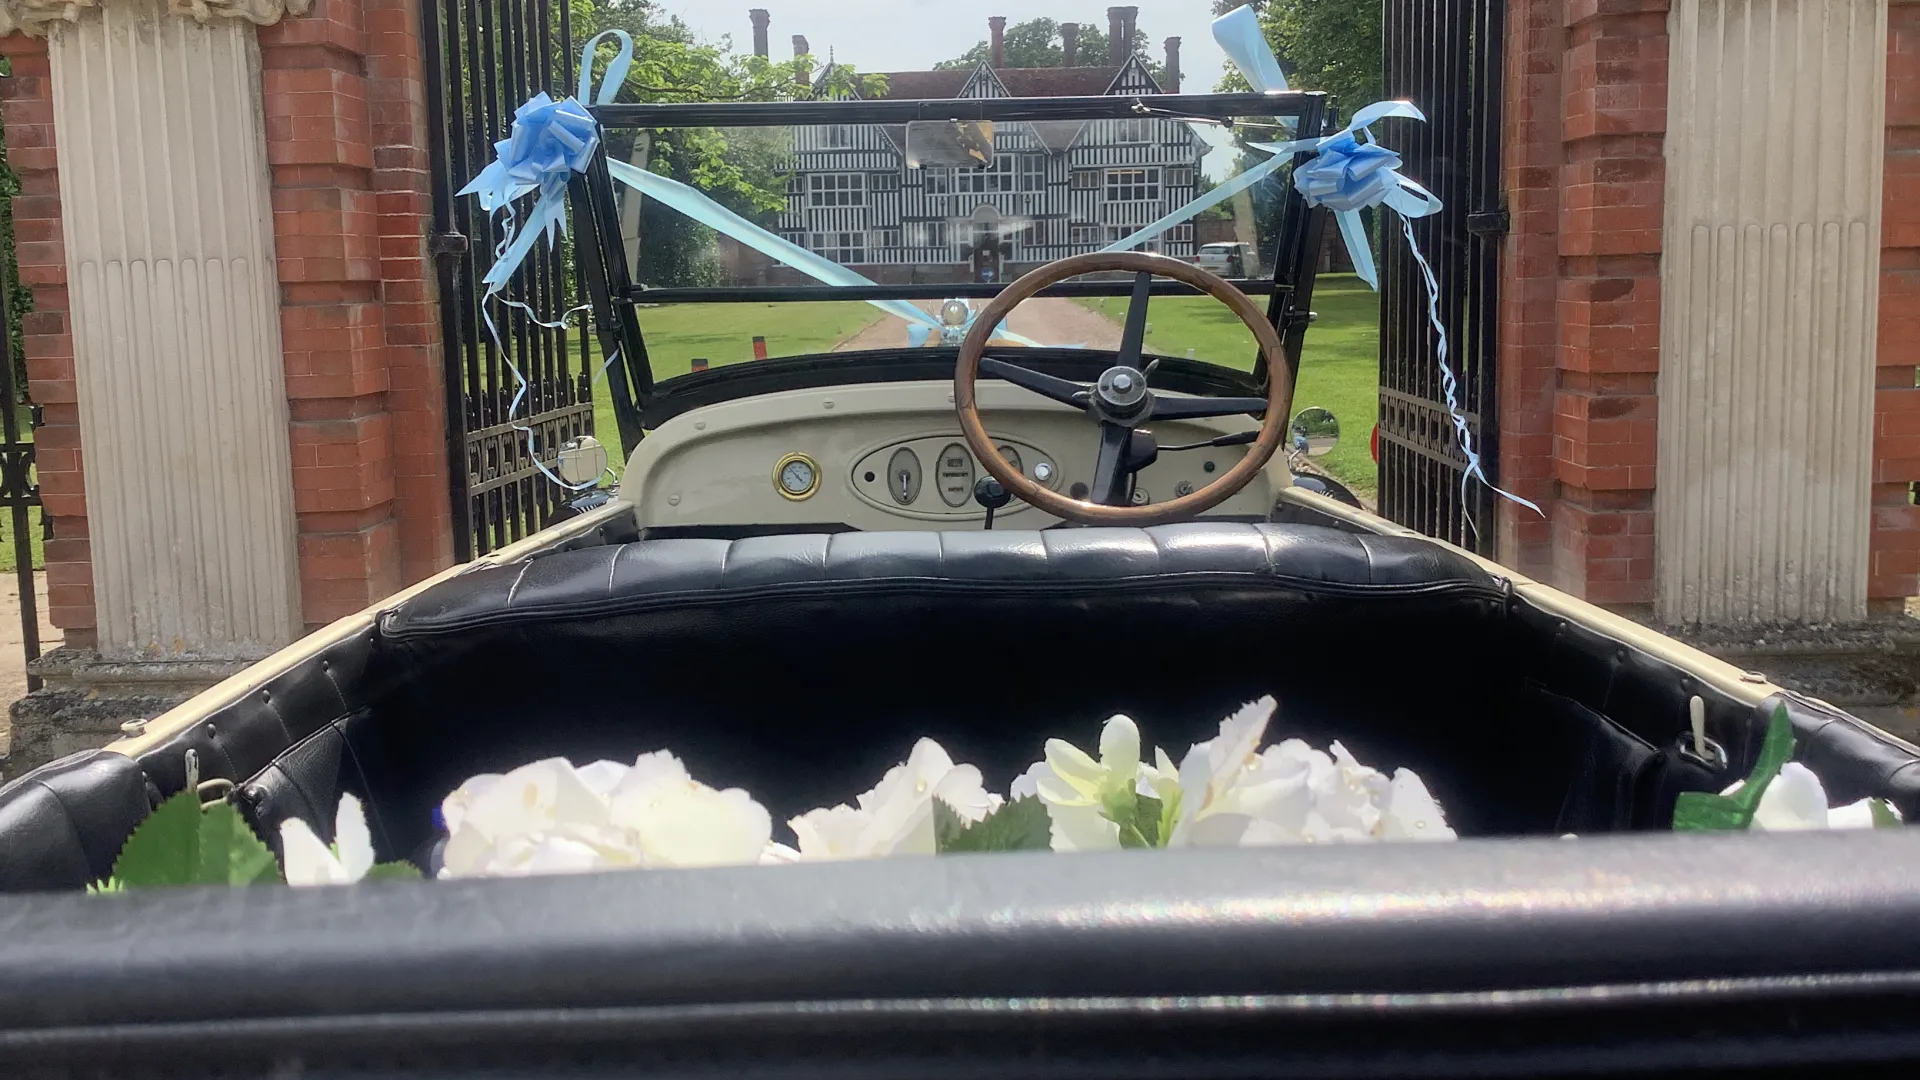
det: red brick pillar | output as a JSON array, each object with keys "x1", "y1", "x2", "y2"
[
  {"x1": 1875, "y1": 0, "x2": 1920, "y2": 612},
  {"x1": 261, "y1": 0, "x2": 451, "y2": 631},
  {"x1": 1501, "y1": 0, "x2": 1667, "y2": 614},
  {"x1": 0, "y1": 36, "x2": 89, "y2": 649}
]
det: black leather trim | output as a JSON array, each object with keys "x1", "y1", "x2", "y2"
[
  {"x1": 0, "y1": 749, "x2": 154, "y2": 891},
  {"x1": 384, "y1": 524, "x2": 1501, "y2": 637},
  {"x1": 2, "y1": 832, "x2": 1920, "y2": 1074}
]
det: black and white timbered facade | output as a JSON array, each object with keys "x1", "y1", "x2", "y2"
[{"x1": 777, "y1": 56, "x2": 1206, "y2": 279}]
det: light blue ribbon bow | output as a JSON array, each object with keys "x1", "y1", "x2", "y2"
[{"x1": 1209, "y1": 8, "x2": 1539, "y2": 528}]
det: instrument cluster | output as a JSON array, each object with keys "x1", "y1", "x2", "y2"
[{"x1": 848, "y1": 436, "x2": 1060, "y2": 519}]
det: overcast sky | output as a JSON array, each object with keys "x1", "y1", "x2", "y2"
[{"x1": 655, "y1": 1, "x2": 1246, "y2": 177}]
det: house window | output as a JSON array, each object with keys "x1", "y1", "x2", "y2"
[
  {"x1": 1104, "y1": 167, "x2": 1160, "y2": 203},
  {"x1": 808, "y1": 173, "x2": 866, "y2": 207},
  {"x1": 1165, "y1": 167, "x2": 1194, "y2": 188},
  {"x1": 1070, "y1": 170, "x2": 1100, "y2": 190},
  {"x1": 951, "y1": 155, "x2": 1046, "y2": 194},
  {"x1": 810, "y1": 231, "x2": 869, "y2": 263},
  {"x1": 1068, "y1": 224, "x2": 1101, "y2": 245},
  {"x1": 1168, "y1": 223, "x2": 1193, "y2": 242},
  {"x1": 872, "y1": 172, "x2": 900, "y2": 193},
  {"x1": 785, "y1": 175, "x2": 804, "y2": 196},
  {"x1": 1020, "y1": 155, "x2": 1047, "y2": 191},
  {"x1": 823, "y1": 125, "x2": 857, "y2": 148},
  {"x1": 781, "y1": 231, "x2": 807, "y2": 246},
  {"x1": 878, "y1": 228, "x2": 902, "y2": 248},
  {"x1": 910, "y1": 221, "x2": 949, "y2": 248},
  {"x1": 921, "y1": 169, "x2": 949, "y2": 195},
  {"x1": 1111, "y1": 117, "x2": 1155, "y2": 143}
]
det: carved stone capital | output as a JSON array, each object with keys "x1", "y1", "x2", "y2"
[{"x1": 0, "y1": 0, "x2": 311, "y2": 39}]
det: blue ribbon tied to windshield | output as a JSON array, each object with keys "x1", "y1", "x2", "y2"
[{"x1": 1188, "y1": 5, "x2": 1541, "y2": 526}]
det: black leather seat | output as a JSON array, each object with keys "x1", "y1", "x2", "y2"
[{"x1": 5, "y1": 522, "x2": 1920, "y2": 893}]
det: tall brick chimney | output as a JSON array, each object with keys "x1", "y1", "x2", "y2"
[
  {"x1": 792, "y1": 35, "x2": 810, "y2": 88},
  {"x1": 989, "y1": 16, "x2": 1007, "y2": 68},
  {"x1": 749, "y1": 9, "x2": 770, "y2": 58},
  {"x1": 1107, "y1": 7, "x2": 1126, "y2": 64},
  {"x1": 1163, "y1": 36, "x2": 1181, "y2": 92},
  {"x1": 1060, "y1": 22, "x2": 1080, "y2": 66},
  {"x1": 1121, "y1": 7, "x2": 1139, "y2": 57}
]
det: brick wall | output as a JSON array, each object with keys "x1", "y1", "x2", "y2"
[
  {"x1": 261, "y1": 0, "x2": 451, "y2": 630},
  {"x1": 0, "y1": 35, "x2": 91, "y2": 649},
  {"x1": 1876, "y1": 0, "x2": 1920, "y2": 612},
  {"x1": 1500, "y1": 0, "x2": 1668, "y2": 614}
]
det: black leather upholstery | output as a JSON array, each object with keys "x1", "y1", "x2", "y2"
[
  {"x1": 384, "y1": 524, "x2": 1494, "y2": 635},
  {"x1": 0, "y1": 749, "x2": 154, "y2": 891},
  {"x1": 5, "y1": 522, "x2": 1920, "y2": 893}
]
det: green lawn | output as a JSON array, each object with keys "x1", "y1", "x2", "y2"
[
  {"x1": 1076, "y1": 274, "x2": 1381, "y2": 494},
  {"x1": 0, "y1": 503, "x2": 43, "y2": 573},
  {"x1": 585, "y1": 300, "x2": 886, "y2": 473}
]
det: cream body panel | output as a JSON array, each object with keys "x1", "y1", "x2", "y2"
[{"x1": 623, "y1": 380, "x2": 1291, "y2": 529}]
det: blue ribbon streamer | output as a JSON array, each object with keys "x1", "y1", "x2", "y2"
[
  {"x1": 1203, "y1": 8, "x2": 1539, "y2": 531},
  {"x1": 605, "y1": 158, "x2": 1051, "y2": 348}
]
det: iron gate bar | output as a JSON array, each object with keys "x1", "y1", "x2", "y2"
[
  {"x1": 0, "y1": 251, "x2": 40, "y2": 692},
  {"x1": 422, "y1": 0, "x2": 593, "y2": 560},
  {"x1": 1379, "y1": 0, "x2": 1504, "y2": 555}
]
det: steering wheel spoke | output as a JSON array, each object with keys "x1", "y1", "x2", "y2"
[
  {"x1": 1116, "y1": 271, "x2": 1154, "y2": 371},
  {"x1": 1149, "y1": 395, "x2": 1270, "y2": 421},
  {"x1": 979, "y1": 356, "x2": 1092, "y2": 410},
  {"x1": 1090, "y1": 421, "x2": 1134, "y2": 506}
]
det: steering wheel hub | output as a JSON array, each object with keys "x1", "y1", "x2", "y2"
[{"x1": 1095, "y1": 366, "x2": 1150, "y2": 413}]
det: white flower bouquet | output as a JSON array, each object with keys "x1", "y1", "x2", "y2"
[{"x1": 84, "y1": 698, "x2": 1900, "y2": 893}]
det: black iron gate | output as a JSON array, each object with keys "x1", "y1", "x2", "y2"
[
  {"x1": 421, "y1": 0, "x2": 598, "y2": 560},
  {"x1": 1378, "y1": 0, "x2": 1506, "y2": 555},
  {"x1": 0, "y1": 251, "x2": 40, "y2": 692}
]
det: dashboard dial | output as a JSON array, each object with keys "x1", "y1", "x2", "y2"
[
  {"x1": 774, "y1": 453, "x2": 820, "y2": 500},
  {"x1": 887, "y1": 447, "x2": 923, "y2": 505},
  {"x1": 997, "y1": 444, "x2": 1023, "y2": 476}
]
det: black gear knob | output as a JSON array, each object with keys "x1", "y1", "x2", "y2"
[{"x1": 973, "y1": 475, "x2": 1012, "y2": 510}]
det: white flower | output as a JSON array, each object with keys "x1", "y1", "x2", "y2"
[
  {"x1": 439, "y1": 752, "x2": 771, "y2": 877},
  {"x1": 1724, "y1": 762, "x2": 1900, "y2": 831},
  {"x1": 606, "y1": 751, "x2": 772, "y2": 868},
  {"x1": 1013, "y1": 715, "x2": 1180, "y2": 851},
  {"x1": 280, "y1": 793, "x2": 376, "y2": 886},
  {"x1": 789, "y1": 738, "x2": 996, "y2": 859},
  {"x1": 1165, "y1": 696, "x2": 1455, "y2": 848}
]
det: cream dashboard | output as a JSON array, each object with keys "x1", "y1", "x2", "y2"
[{"x1": 622, "y1": 379, "x2": 1287, "y2": 531}]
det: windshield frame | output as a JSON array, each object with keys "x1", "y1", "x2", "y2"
[{"x1": 571, "y1": 90, "x2": 1338, "y2": 447}]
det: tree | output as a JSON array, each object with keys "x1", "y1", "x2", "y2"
[
  {"x1": 1211, "y1": 0, "x2": 1379, "y2": 114},
  {"x1": 563, "y1": 0, "x2": 885, "y2": 285},
  {"x1": 935, "y1": 16, "x2": 1164, "y2": 81}
]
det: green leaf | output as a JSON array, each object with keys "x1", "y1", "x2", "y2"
[
  {"x1": 363, "y1": 861, "x2": 425, "y2": 882},
  {"x1": 1106, "y1": 792, "x2": 1164, "y2": 849},
  {"x1": 1157, "y1": 789, "x2": 1182, "y2": 848},
  {"x1": 110, "y1": 789, "x2": 205, "y2": 888},
  {"x1": 1872, "y1": 798, "x2": 1904, "y2": 828},
  {"x1": 110, "y1": 785, "x2": 286, "y2": 888},
  {"x1": 1673, "y1": 706, "x2": 1798, "y2": 832},
  {"x1": 86, "y1": 877, "x2": 125, "y2": 895},
  {"x1": 935, "y1": 796, "x2": 1052, "y2": 853},
  {"x1": 195, "y1": 802, "x2": 282, "y2": 886}
]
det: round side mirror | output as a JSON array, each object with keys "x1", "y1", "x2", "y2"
[
  {"x1": 1288, "y1": 407, "x2": 1340, "y2": 458},
  {"x1": 556, "y1": 434, "x2": 611, "y2": 487}
]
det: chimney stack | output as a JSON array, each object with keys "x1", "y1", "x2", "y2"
[
  {"x1": 989, "y1": 16, "x2": 1007, "y2": 68},
  {"x1": 749, "y1": 9, "x2": 770, "y2": 58},
  {"x1": 1060, "y1": 22, "x2": 1079, "y2": 66},
  {"x1": 1121, "y1": 7, "x2": 1138, "y2": 57},
  {"x1": 792, "y1": 35, "x2": 810, "y2": 88},
  {"x1": 1107, "y1": 7, "x2": 1126, "y2": 64},
  {"x1": 1163, "y1": 36, "x2": 1181, "y2": 92}
]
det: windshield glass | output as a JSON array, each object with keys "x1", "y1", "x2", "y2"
[{"x1": 594, "y1": 5, "x2": 1330, "y2": 377}]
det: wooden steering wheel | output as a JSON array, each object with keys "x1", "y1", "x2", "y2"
[{"x1": 953, "y1": 251, "x2": 1294, "y2": 527}]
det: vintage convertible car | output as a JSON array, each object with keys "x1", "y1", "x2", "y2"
[{"x1": 0, "y1": 84, "x2": 1917, "y2": 1077}]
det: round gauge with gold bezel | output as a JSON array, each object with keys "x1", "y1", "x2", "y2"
[{"x1": 774, "y1": 452, "x2": 821, "y2": 500}]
